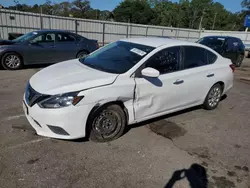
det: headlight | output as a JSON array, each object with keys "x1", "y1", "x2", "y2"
[{"x1": 38, "y1": 92, "x2": 84, "y2": 109}]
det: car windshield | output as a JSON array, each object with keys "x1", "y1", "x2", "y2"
[
  {"x1": 12, "y1": 31, "x2": 38, "y2": 43},
  {"x1": 198, "y1": 37, "x2": 225, "y2": 47},
  {"x1": 79, "y1": 41, "x2": 155, "y2": 74}
]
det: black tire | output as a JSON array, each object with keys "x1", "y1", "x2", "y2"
[
  {"x1": 76, "y1": 51, "x2": 89, "y2": 59},
  {"x1": 235, "y1": 55, "x2": 244, "y2": 67},
  {"x1": 1, "y1": 52, "x2": 23, "y2": 70},
  {"x1": 203, "y1": 84, "x2": 222, "y2": 110},
  {"x1": 88, "y1": 104, "x2": 126, "y2": 142}
]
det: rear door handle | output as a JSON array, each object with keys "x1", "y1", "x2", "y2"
[
  {"x1": 173, "y1": 79, "x2": 184, "y2": 85},
  {"x1": 207, "y1": 73, "x2": 214, "y2": 77}
]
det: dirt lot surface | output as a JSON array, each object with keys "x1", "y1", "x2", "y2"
[{"x1": 0, "y1": 60, "x2": 250, "y2": 188}]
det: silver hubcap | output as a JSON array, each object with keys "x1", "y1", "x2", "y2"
[
  {"x1": 78, "y1": 53, "x2": 87, "y2": 59},
  {"x1": 208, "y1": 87, "x2": 221, "y2": 107},
  {"x1": 5, "y1": 55, "x2": 21, "y2": 68}
]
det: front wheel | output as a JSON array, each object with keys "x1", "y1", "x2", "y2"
[
  {"x1": 1, "y1": 52, "x2": 23, "y2": 70},
  {"x1": 203, "y1": 84, "x2": 222, "y2": 110},
  {"x1": 88, "y1": 104, "x2": 126, "y2": 142}
]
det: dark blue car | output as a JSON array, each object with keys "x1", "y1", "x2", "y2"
[
  {"x1": 198, "y1": 36, "x2": 245, "y2": 67},
  {"x1": 0, "y1": 30, "x2": 99, "y2": 70}
]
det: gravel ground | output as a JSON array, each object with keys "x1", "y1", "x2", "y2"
[{"x1": 0, "y1": 59, "x2": 250, "y2": 188}]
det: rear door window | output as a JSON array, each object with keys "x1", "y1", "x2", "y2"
[
  {"x1": 183, "y1": 46, "x2": 207, "y2": 69},
  {"x1": 56, "y1": 33, "x2": 75, "y2": 42}
]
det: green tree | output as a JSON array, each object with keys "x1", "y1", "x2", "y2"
[
  {"x1": 113, "y1": 0, "x2": 154, "y2": 24},
  {"x1": 71, "y1": 0, "x2": 90, "y2": 18},
  {"x1": 242, "y1": 0, "x2": 250, "y2": 9},
  {"x1": 151, "y1": 1, "x2": 178, "y2": 26}
]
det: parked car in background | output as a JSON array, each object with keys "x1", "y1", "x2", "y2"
[
  {"x1": 23, "y1": 38, "x2": 234, "y2": 142},
  {"x1": 244, "y1": 43, "x2": 250, "y2": 58},
  {"x1": 197, "y1": 36, "x2": 245, "y2": 67},
  {"x1": 0, "y1": 30, "x2": 99, "y2": 70}
]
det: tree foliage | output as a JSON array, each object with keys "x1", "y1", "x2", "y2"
[
  {"x1": 113, "y1": 0, "x2": 154, "y2": 24},
  {"x1": 6, "y1": 0, "x2": 112, "y2": 20},
  {"x1": 113, "y1": 0, "x2": 245, "y2": 31},
  {"x1": 242, "y1": 0, "x2": 250, "y2": 9},
  {"x1": 2, "y1": 0, "x2": 248, "y2": 31}
]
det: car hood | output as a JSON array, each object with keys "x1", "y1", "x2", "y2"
[
  {"x1": 30, "y1": 59, "x2": 119, "y2": 95},
  {"x1": 0, "y1": 40, "x2": 15, "y2": 45}
]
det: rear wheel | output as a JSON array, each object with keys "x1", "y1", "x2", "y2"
[
  {"x1": 1, "y1": 52, "x2": 23, "y2": 70},
  {"x1": 76, "y1": 51, "x2": 89, "y2": 59},
  {"x1": 235, "y1": 55, "x2": 244, "y2": 67},
  {"x1": 203, "y1": 84, "x2": 222, "y2": 110},
  {"x1": 88, "y1": 104, "x2": 126, "y2": 142}
]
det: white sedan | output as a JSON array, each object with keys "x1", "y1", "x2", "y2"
[{"x1": 23, "y1": 37, "x2": 234, "y2": 142}]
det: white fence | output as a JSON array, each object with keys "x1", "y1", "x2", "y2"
[{"x1": 0, "y1": 9, "x2": 249, "y2": 44}]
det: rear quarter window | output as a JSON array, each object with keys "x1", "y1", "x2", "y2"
[
  {"x1": 237, "y1": 39, "x2": 245, "y2": 51},
  {"x1": 75, "y1": 34, "x2": 87, "y2": 41},
  {"x1": 206, "y1": 50, "x2": 217, "y2": 64}
]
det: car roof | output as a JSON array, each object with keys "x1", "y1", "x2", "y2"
[
  {"x1": 120, "y1": 37, "x2": 199, "y2": 48},
  {"x1": 33, "y1": 29, "x2": 74, "y2": 34},
  {"x1": 203, "y1": 36, "x2": 228, "y2": 39},
  {"x1": 202, "y1": 36, "x2": 242, "y2": 40}
]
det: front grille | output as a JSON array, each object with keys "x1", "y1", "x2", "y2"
[{"x1": 25, "y1": 83, "x2": 49, "y2": 107}]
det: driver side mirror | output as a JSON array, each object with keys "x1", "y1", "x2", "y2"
[{"x1": 141, "y1": 67, "x2": 160, "y2": 78}]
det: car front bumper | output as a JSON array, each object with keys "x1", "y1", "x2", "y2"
[{"x1": 23, "y1": 95, "x2": 93, "y2": 140}]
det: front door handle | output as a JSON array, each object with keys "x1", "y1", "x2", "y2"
[
  {"x1": 173, "y1": 79, "x2": 184, "y2": 85},
  {"x1": 207, "y1": 73, "x2": 214, "y2": 77}
]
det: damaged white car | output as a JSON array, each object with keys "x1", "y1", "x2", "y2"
[{"x1": 23, "y1": 37, "x2": 234, "y2": 142}]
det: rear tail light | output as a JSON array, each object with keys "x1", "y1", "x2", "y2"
[
  {"x1": 96, "y1": 42, "x2": 99, "y2": 49},
  {"x1": 229, "y1": 64, "x2": 235, "y2": 73}
]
